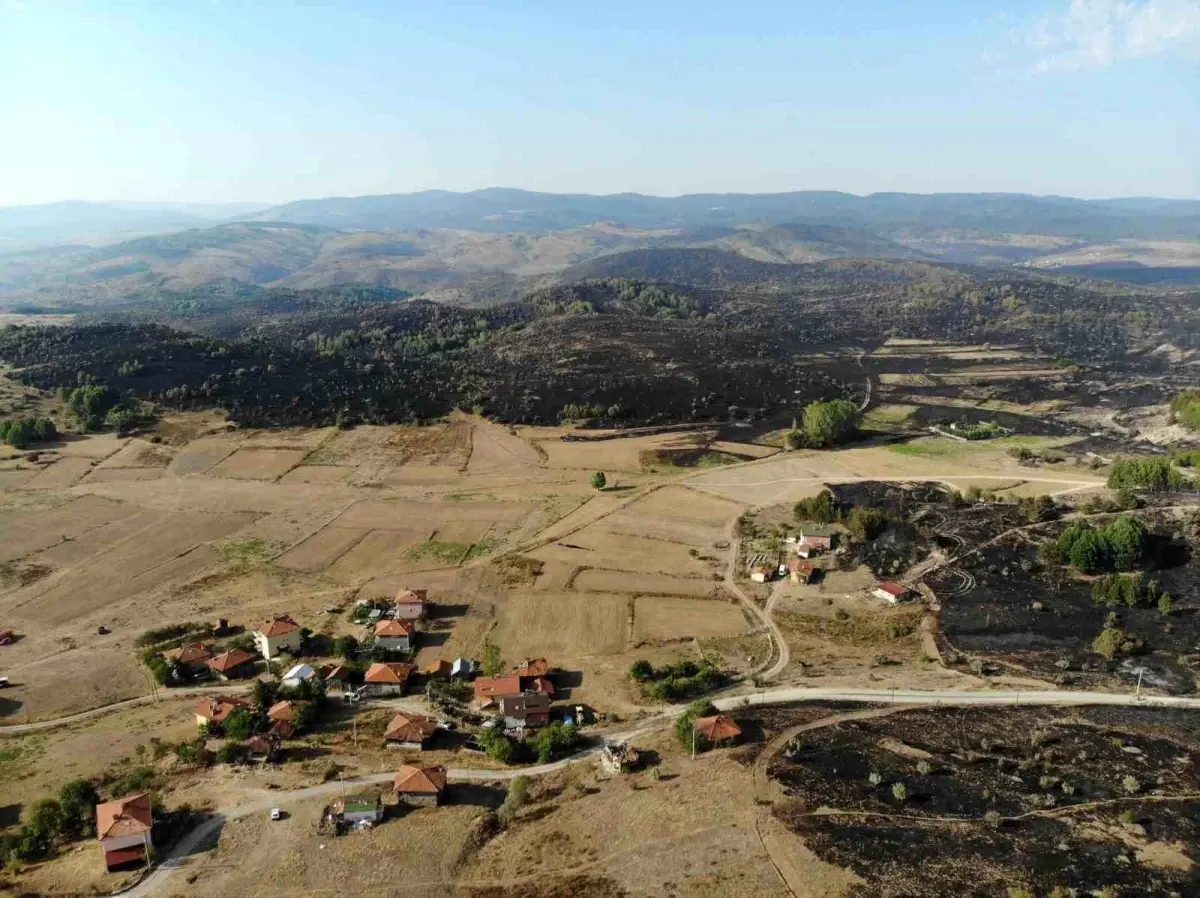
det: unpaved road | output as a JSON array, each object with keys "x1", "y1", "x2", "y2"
[{"x1": 124, "y1": 684, "x2": 1200, "y2": 896}]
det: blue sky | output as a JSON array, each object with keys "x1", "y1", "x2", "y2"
[{"x1": 1, "y1": 0, "x2": 1197, "y2": 205}]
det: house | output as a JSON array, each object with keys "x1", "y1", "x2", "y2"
[
  {"x1": 788, "y1": 559, "x2": 816, "y2": 585},
  {"x1": 529, "y1": 677, "x2": 556, "y2": 698},
  {"x1": 373, "y1": 618, "x2": 415, "y2": 652},
  {"x1": 362, "y1": 661, "x2": 415, "y2": 696},
  {"x1": 497, "y1": 692, "x2": 551, "y2": 729},
  {"x1": 423, "y1": 659, "x2": 453, "y2": 680},
  {"x1": 281, "y1": 662, "x2": 317, "y2": 689},
  {"x1": 384, "y1": 712, "x2": 439, "y2": 750},
  {"x1": 268, "y1": 719, "x2": 296, "y2": 740},
  {"x1": 195, "y1": 696, "x2": 249, "y2": 729},
  {"x1": 749, "y1": 563, "x2": 775, "y2": 584},
  {"x1": 873, "y1": 582, "x2": 915, "y2": 604},
  {"x1": 253, "y1": 614, "x2": 302, "y2": 660},
  {"x1": 393, "y1": 588, "x2": 428, "y2": 621},
  {"x1": 472, "y1": 676, "x2": 522, "y2": 709},
  {"x1": 797, "y1": 526, "x2": 835, "y2": 556},
  {"x1": 246, "y1": 733, "x2": 282, "y2": 762},
  {"x1": 267, "y1": 700, "x2": 308, "y2": 724},
  {"x1": 393, "y1": 764, "x2": 447, "y2": 807},
  {"x1": 692, "y1": 714, "x2": 742, "y2": 746},
  {"x1": 162, "y1": 642, "x2": 212, "y2": 675},
  {"x1": 96, "y1": 792, "x2": 153, "y2": 871},
  {"x1": 205, "y1": 647, "x2": 257, "y2": 681},
  {"x1": 450, "y1": 657, "x2": 477, "y2": 680},
  {"x1": 322, "y1": 663, "x2": 351, "y2": 691},
  {"x1": 332, "y1": 792, "x2": 384, "y2": 824},
  {"x1": 513, "y1": 658, "x2": 550, "y2": 680},
  {"x1": 0, "y1": 629, "x2": 14, "y2": 646},
  {"x1": 600, "y1": 741, "x2": 641, "y2": 774}
]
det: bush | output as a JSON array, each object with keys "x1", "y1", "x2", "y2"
[
  {"x1": 628, "y1": 659, "x2": 654, "y2": 681},
  {"x1": 57, "y1": 780, "x2": 100, "y2": 840},
  {"x1": 498, "y1": 775, "x2": 530, "y2": 827},
  {"x1": 478, "y1": 729, "x2": 520, "y2": 765},
  {"x1": 0, "y1": 417, "x2": 57, "y2": 448},
  {"x1": 482, "y1": 641, "x2": 504, "y2": 677},
  {"x1": 638, "y1": 660, "x2": 729, "y2": 702},
  {"x1": 846, "y1": 506, "x2": 886, "y2": 541},
  {"x1": 1017, "y1": 495, "x2": 1058, "y2": 523},
  {"x1": 1092, "y1": 624, "x2": 1142, "y2": 660},
  {"x1": 1107, "y1": 456, "x2": 1187, "y2": 493},
  {"x1": 216, "y1": 741, "x2": 247, "y2": 765},
  {"x1": 793, "y1": 490, "x2": 837, "y2": 523},
  {"x1": 802, "y1": 399, "x2": 861, "y2": 448},
  {"x1": 535, "y1": 722, "x2": 582, "y2": 763},
  {"x1": 1169, "y1": 391, "x2": 1200, "y2": 430},
  {"x1": 590, "y1": 471, "x2": 607, "y2": 490},
  {"x1": 1091, "y1": 573, "x2": 1158, "y2": 608},
  {"x1": 222, "y1": 707, "x2": 256, "y2": 741},
  {"x1": 891, "y1": 782, "x2": 908, "y2": 802}
]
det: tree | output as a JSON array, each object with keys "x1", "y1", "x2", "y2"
[
  {"x1": 674, "y1": 699, "x2": 717, "y2": 748},
  {"x1": 482, "y1": 640, "x2": 504, "y2": 677},
  {"x1": 1067, "y1": 528, "x2": 1108, "y2": 574},
  {"x1": 591, "y1": 471, "x2": 607, "y2": 490},
  {"x1": 252, "y1": 679, "x2": 280, "y2": 717},
  {"x1": 794, "y1": 490, "x2": 836, "y2": 523},
  {"x1": 498, "y1": 775, "x2": 530, "y2": 826},
  {"x1": 535, "y1": 722, "x2": 582, "y2": 763},
  {"x1": 802, "y1": 399, "x2": 861, "y2": 448},
  {"x1": 57, "y1": 780, "x2": 100, "y2": 840},
  {"x1": 222, "y1": 706, "x2": 256, "y2": 740},
  {"x1": 1105, "y1": 516, "x2": 1147, "y2": 571},
  {"x1": 65, "y1": 384, "x2": 119, "y2": 431},
  {"x1": 333, "y1": 634, "x2": 359, "y2": 660},
  {"x1": 1158, "y1": 593, "x2": 1174, "y2": 616},
  {"x1": 629, "y1": 659, "x2": 654, "y2": 681},
  {"x1": 478, "y1": 728, "x2": 519, "y2": 765},
  {"x1": 891, "y1": 782, "x2": 908, "y2": 802}
]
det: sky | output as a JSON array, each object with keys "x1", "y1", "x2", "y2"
[{"x1": 0, "y1": 0, "x2": 1198, "y2": 206}]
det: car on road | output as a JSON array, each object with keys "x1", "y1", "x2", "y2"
[{"x1": 270, "y1": 808, "x2": 283, "y2": 821}]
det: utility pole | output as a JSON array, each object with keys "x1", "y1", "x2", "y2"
[
  {"x1": 1135, "y1": 667, "x2": 1145, "y2": 700},
  {"x1": 691, "y1": 728, "x2": 696, "y2": 761}
]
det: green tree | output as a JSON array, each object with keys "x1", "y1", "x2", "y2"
[
  {"x1": 479, "y1": 728, "x2": 519, "y2": 765},
  {"x1": 482, "y1": 640, "x2": 504, "y2": 677},
  {"x1": 1158, "y1": 593, "x2": 1174, "y2": 616},
  {"x1": 674, "y1": 699, "x2": 718, "y2": 748},
  {"x1": 57, "y1": 780, "x2": 100, "y2": 840},
  {"x1": 1067, "y1": 528, "x2": 1108, "y2": 574},
  {"x1": 629, "y1": 659, "x2": 654, "y2": 681},
  {"x1": 222, "y1": 706, "x2": 256, "y2": 740},
  {"x1": 794, "y1": 490, "x2": 836, "y2": 523},
  {"x1": 591, "y1": 471, "x2": 607, "y2": 490},
  {"x1": 535, "y1": 722, "x2": 582, "y2": 763},
  {"x1": 333, "y1": 634, "x2": 359, "y2": 660},
  {"x1": 498, "y1": 775, "x2": 530, "y2": 826},
  {"x1": 801, "y1": 399, "x2": 861, "y2": 448},
  {"x1": 65, "y1": 384, "x2": 119, "y2": 431},
  {"x1": 1104, "y1": 516, "x2": 1147, "y2": 571}
]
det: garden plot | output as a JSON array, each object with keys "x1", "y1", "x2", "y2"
[
  {"x1": 206, "y1": 448, "x2": 307, "y2": 480},
  {"x1": 574, "y1": 569, "x2": 718, "y2": 597},
  {"x1": 275, "y1": 526, "x2": 369, "y2": 572},
  {"x1": 491, "y1": 590, "x2": 629, "y2": 658},
  {"x1": 633, "y1": 595, "x2": 750, "y2": 641},
  {"x1": 17, "y1": 457, "x2": 94, "y2": 490},
  {"x1": 166, "y1": 437, "x2": 238, "y2": 475},
  {"x1": 0, "y1": 495, "x2": 136, "y2": 564}
]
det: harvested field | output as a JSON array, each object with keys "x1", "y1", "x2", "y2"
[
  {"x1": 17, "y1": 457, "x2": 94, "y2": 490},
  {"x1": 530, "y1": 530, "x2": 708, "y2": 577},
  {"x1": 50, "y1": 433, "x2": 126, "y2": 459},
  {"x1": 0, "y1": 495, "x2": 136, "y2": 564},
  {"x1": 0, "y1": 469, "x2": 33, "y2": 490},
  {"x1": 535, "y1": 431, "x2": 708, "y2": 472},
  {"x1": 327, "y1": 527, "x2": 434, "y2": 580},
  {"x1": 381, "y1": 465, "x2": 461, "y2": 485},
  {"x1": 277, "y1": 464, "x2": 349, "y2": 484},
  {"x1": 634, "y1": 595, "x2": 750, "y2": 641},
  {"x1": 0, "y1": 645, "x2": 150, "y2": 722},
  {"x1": 27, "y1": 508, "x2": 179, "y2": 568},
  {"x1": 491, "y1": 591, "x2": 628, "y2": 659},
  {"x1": 206, "y1": 447, "x2": 307, "y2": 480},
  {"x1": 709, "y1": 439, "x2": 778, "y2": 458},
  {"x1": 466, "y1": 419, "x2": 541, "y2": 473},
  {"x1": 167, "y1": 438, "x2": 238, "y2": 475},
  {"x1": 238, "y1": 427, "x2": 333, "y2": 450},
  {"x1": 275, "y1": 526, "x2": 369, "y2": 572},
  {"x1": 573, "y1": 569, "x2": 718, "y2": 596},
  {"x1": 83, "y1": 466, "x2": 165, "y2": 483},
  {"x1": 96, "y1": 438, "x2": 173, "y2": 468}
]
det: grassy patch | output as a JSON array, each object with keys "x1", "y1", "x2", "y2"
[
  {"x1": 405, "y1": 538, "x2": 492, "y2": 565},
  {"x1": 214, "y1": 537, "x2": 280, "y2": 566},
  {"x1": 0, "y1": 738, "x2": 45, "y2": 782},
  {"x1": 639, "y1": 448, "x2": 746, "y2": 472},
  {"x1": 493, "y1": 553, "x2": 545, "y2": 587},
  {"x1": 863, "y1": 404, "x2": 917, "y2": 428}
]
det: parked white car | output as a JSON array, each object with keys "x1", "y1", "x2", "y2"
[{"x1": 270, "y1": 808, "x2": 283, "y2": 821}]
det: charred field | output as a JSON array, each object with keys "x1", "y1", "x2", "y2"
[
  {"x1": 768, "y1": 705, "x2": 1200, "y2": 898},
  {"x1": 931, "y1": 507, "x2": 1200, "y2": 693}
]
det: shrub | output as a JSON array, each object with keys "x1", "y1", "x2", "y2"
[
  {"x1": 222, "y1": 707, "x2": 256, "y2": 741},
  {"x1": 1121, "y1": 775, "x2": 1141, "y2": 795},
  {"x1": 498, "y1": 775, "x2": 530, "y2": 827},
  {"x1": 0, "y1": 417, "x2": 57, "y2": 449},
  {"x1": 628, "y1": 659, "x2": 654, "y2": 681},
  {"x1": 674, "y1": 699, "x2": 718, "y2": 749},
  {"x1": 535, "y1": 723, "x2": 582, "y2": 763},
  {"x1": 482, "y1": 641, "x2": 504, "y2": 677},
  {"x1": 891, "y1": 782, "x2": 908, "y2": 802},
  {"x1": 478, "y1": 729, "x2": 520, "y2": 765},
  {"x1": 57, "y1": 780, "x2": 100, "y2": 840},
  {"x1": 793, "y1": 490, "x2": 837, "y2": 523},
  {"x1": 590, "y1": 471, "x2": 607, "y2": 490}
]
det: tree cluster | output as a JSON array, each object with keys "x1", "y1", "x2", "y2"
[
  {"x1": 1043, "y1": 516, "x2": 1148, "y2": 574},
  {"x1": 629, "y1": 658, "x2": 729, "y2": 701},
  {"x1": 1091, "y1": 572, "x2": 1166, "y2": 609},
  {"x1": 0, "y1": 779, "x2": 102, "y2": 865},
  {"x1": 0, "y1": 417, "x2": 56, "y2": 448},
  {"x1": 788, "y1": 399, "x2": 861, "y2": 449},
  {"x1": 673, "y1": 699, "x2": 718, "y2": 749},
  {"x1": 1107, "y1": 456, "x2": 1188, "y2": 493}
]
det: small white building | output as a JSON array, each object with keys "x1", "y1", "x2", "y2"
[
  {"x1": 393, "y1": 588, "x2": 428, "y2": 621},
  {"x1": 873, "y1": 582, "x2": 914, "y2": 604},
  {"x1": 253, "y1": 615, "x2": 302, "y2": 660},
  {"x1": 749, "y1": 563, "x2": 775, "y2": 584},
  {"x1": 281, "y1": 663, "x2": 316, "y2": 689}
]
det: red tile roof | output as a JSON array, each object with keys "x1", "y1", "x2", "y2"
[
  {"x1": 423, "y1": 659, "x2": 452, "y2": 677},
  {"x1": 163, "y1": 642, "x2": 212, "y2": 665},
  {"x1": 473, "y1": 676, "x2": 521, "y2": 702},
  {"x1": 693, "y1": 714, "x2": 742, "y2": 742},
  {"x1": 384, "y1": 713, "x2": 439, "y2": 744},
  {"x1": 96, "y1": 792, "x2": 152, "y2": 840},
  {"x1": 195, "y1": 697, "x2": 248, "y2": 723},
  {"x1": 530, "y1": 677, "x2": 556, "y2": 697},
  {"x1": 322, "y1": 663, "x2": 350, "y2": 682},
  {"x1": 267, "y1": 700, "x2": 307, "y2": 722},
  {"x1": 393, "y1": 764, "x2": 447, "y2": 794},
  {"x1": 206, "y1": 647, "x2": 256, "y2": 673},
  {"x1": 876, "y1": 582, "x2": 911, "y2": 597},
  {"x1": 364, "y1": 661, "x2": 415, "y2": 685},
  {"x1": 374, "y1": 618, "x2": 415, "y2": 638},
  {"x1": 394, "y1": 588, "x2": 428, "y2": 605},
  {"x1": 255, "y1": 615, "x2": 300, "y2": 638},
  {"x1": 788, "y1": 559, "x2": 815, "y2": 574},
  {"x1": 513, "y1": 658, "x2": 550, "y2": 678}
]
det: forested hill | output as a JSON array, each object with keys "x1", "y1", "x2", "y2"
[{"x1": 1, "y1": 264, "x2": 1196, "y2": 429}]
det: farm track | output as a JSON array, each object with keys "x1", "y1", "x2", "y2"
[{"x1": 122, "y1": 685, "x2": 1200, "y2": 897}]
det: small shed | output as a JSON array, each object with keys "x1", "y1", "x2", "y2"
[
  {"x1": 333, "y1": 792, "x2": 384, "y2": 824},
  {"x1": 749, "y1": 563, "x2": 775, "y2": 584},
  {"x1": 384, "y1": 713, "x2": 439, "y2": 750},
  {"x1": 788, "y1": 558, "x2": 816, "y2": 585},
  {"x1": 873, "y1": 582, "x2": 914, "y2": 604},
  {"x1": 692, "y1": 714, "x2": 742, "y2": 746},
  {"x1": 393, "y1": 765, "x2": 447, "y2": 807},
  {"x1": 281, "y1": 662, "x2": 317, "y2": 689}
]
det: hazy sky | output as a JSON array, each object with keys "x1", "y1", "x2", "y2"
[{"x1": 1, "y1": 0, "x2": 1198, "y2": 206}]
